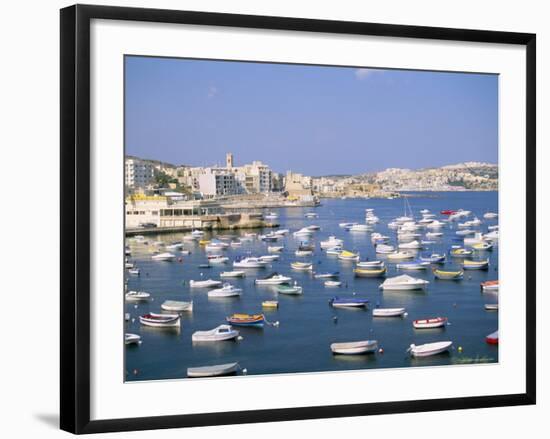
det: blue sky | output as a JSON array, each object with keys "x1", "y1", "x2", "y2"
[{"x1": 125, "y1": 56, "x2": 498, "y2": 176}]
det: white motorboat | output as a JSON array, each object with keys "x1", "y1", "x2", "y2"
[
  {"x1": 409, "y1": 341, "x2": 452, "y2": 357},
  {"x1": 379, "y1": 274, "x2": 429, "y2": 291},
  {"x1": 152, "y1": 252, "x2": 177, "y2": 261},
  {"x1": 426, "y1": 220, "x2": 444, "y2": 229},
  {"x1": 339, "y1": 222, "x2": 357, "y2": 228},
  {"x1": 233, "y1": 257, "x2": 269, "y2": 268},
  {"x1": 398, "y1": 240, "x2": 423, "y2": 249},
  {"x1": 291, "y1": 261, "x2": 313, "y2": 271},
  {"x1": 293, "y1": 227, "x2": 314, "y2": 237},
  {"x1": 320, "y1": 236, "x2": 344, "y2": 249},
  {"x1": 208, "y1": 283, "x2": 242, "y2": 298},
  {"x1": 306, "y1": 224, "x2": 321, "y2": 231},
  {"x1": 348, "y1": 224, "x2": 372, "y2": 232},
  {"x1": 125, "y1": 333, "x2": 141, "y2": 345},
  {"x1": 205, "y1": 241, "x2": 229, "y2": 252},
  {"x1": 139, "y1": 313, "x2": 180, "y2": 328},
  {"x1": 161, "y1": 300, "x2": 193, "y2": 312},
  {"x1": 259, "y1": 254, "x2": 280, "y2": 262},
  {"x1": 387, "y1": 251, "x2": 416, "y2": 261},
  {"x1": 330, "y1": 340, "x2": 378, "y2": 355},
  {"x1": 208, "y1": 255, "x2": 229, "y2": 264},
  {"x1": 165, "y1": 242, "x2": 184, "y2": 250},
  {"x1": 425, "y1": 232, "x2": 443, "y2": 238},
  {"x1": 189, "y1": 279, "x2": 222, "y2": 288},
  {"x1": 463, "y1": 232, "x2": 485, "y2": 246},
  {"x1": 187, "y1": 362, "x2": 239, "y2": 378},
  {"x1": 255, "y1": 273, "x2": 292, "y2": 285},
  {"x1": 375, "y1": 244, "x2": 395, "y2": 254},
  {"x1": 396, "y1": 261, "x2": 430, "y2": 270},
  {"x1": 125, "y1": 291, "x2": 150, "y2": 301},
  {"x1": 372, "y1": 307, "x2": 406, "y2": 317},
  {"x1": 192, "y1": 325, "x2": 239, "y2": 342},
  {"x1": 483, "y1": 212, "x2": 498, "y2": 219},
  {"x1": 324, "y1": 281, "x2": 342, "y2": 287},
  {"x1": 268, "y1": 245, "x2": 284, "y2": 253},
  {"x1": 220, "y1": 270, "x2": 245, "y2": 278}
]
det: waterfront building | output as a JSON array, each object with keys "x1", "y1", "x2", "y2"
[
  {"x1": 284, "y1": 171, "x2": 313, "y2": 199},
  {"x1": 198, "y1": 168, "x2": 238, "y2": 197},
  {"x1": 125, "y1": 158, "x2": 155, "y2": 190}
]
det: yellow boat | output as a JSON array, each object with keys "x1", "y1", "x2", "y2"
[
  {"x1": 433, "y1": 268, "x2": 464, "y2": 280},
  {"x1": 450, "y1": 248, "x2": 472, "y2": 257},
  {"x1": 338, "y1": 250, "x2": 360, "y2": 261},
  {"x1": 199, "y1": 239, "x2": 211, "y2": 246},
  {"x1": 354, "y1": 267, "x2": 387, "y2": 277},
  {"x1": 262, "y1": 300, "x2": 279, "y2": 309}
]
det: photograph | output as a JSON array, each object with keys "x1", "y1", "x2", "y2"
[{"x1": 123, "y1": 55, "x2": 499, "y2": 382}]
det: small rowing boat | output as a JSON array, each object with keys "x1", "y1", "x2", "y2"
[
  {"x1": 338, "y1": 250, "x2": 360, "y2": 261},
  {"x1": 379, "y1": 274, "x2": 429, "y2": 291},
  {"x1": 413, "y1": 317, "x2": 447, "y2": 329},
  {"x1": 291, "y1": 261, "x2": 313, "y2": 271},
  {"x1": 354, "y1": 267, "x2": 387, "y2": 278},
  {"x1": 189, "y1": 279, "x2": 222, "y2": 288},
  {"x1": 226, "y1": 313, "x2": 265, "y2": 327},
  {"x1": 125, "y1": 291, "x2": 150, "y2": 301},
  {"x1": 486, "y1": 330, "x2": 499, "y2": 344},
  {"x1": 161, "y1": 300, "x2": 193, "y2": 312},
  {"x1": 481, "y1": 280, "x2": 499, "y2": 292},
  {"x1": 409, "y1": 341, "x2": 452, "y2": 357},
  {"x1": 433, "y1": 268, "x2": 463, "y2": 280},
  {"x1": 372, "y1": 307, "x2": 406, "y2": 317},
  {"x1": 330, "y1": 340, "x2": 378, "y2": 355},
  {"x1": 324, "y1": 280, "x2": 342, "y2": 287},
  {"x1": 329, "y1": 297, "x2": 369, "y2": 308},
  {"x1": 187, "y1": 362, "x2": 239, "y2": 378},
  {"x1": 463, "y1": 259, "x2": 489, "y2": 270},
  {"x1": 139, "y1": 313, "x2": 180, "y2": 328},
  {"x1": 125, "y1": 333, "x2": 141, "y2": 345},
  {"x1": 262, "y1": 300, "x2": 279, "y2": 309},
  {"x1": 450, "y1": 247, "x2": 473, "y2": 258},
  {"x1": 277, "y1": 284, "x2": 303, "y2": 295}
]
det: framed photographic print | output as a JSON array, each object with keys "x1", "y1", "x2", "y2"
[{"x1": 60, "y1": 4, "x2": 536, "y2": 434}]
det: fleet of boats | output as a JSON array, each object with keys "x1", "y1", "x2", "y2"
[{"x1": 126, "y1": 200, "x2": 499, "y2": 376}]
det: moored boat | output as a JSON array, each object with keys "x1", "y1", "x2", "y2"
[
  {"x1": 161, "y1": 300, "x2": 193, "y2": 312},
  {"x1": 139, "y1": 313, "x2": 180, "y2": 328},
  {"x1": 413, "y1": 317, "x2": 447, "y2": 329},
  {"x1": 324, "y1": 280, "x2": 342, "y2": 287},
  {"x1": 450, "y1": 247, "x2": 473, "y2": 258},
  {"x1": 396, "y1": 260, "x2": 430, "y2": 270},
  {"x1": 262, "y1": 300, "x2": 279, "y2": 308},
  {"x1": 125, "y1": 291, "x2": 150, "y2": 301},
  {"x1": 387, "y1": 251, "x2": 416, "y2": 261},
  {"x1": 463, "y1": 259, "x2": 489, "y2": 270},
  {"x1": 419, "y1": 253, "x2": 446, "y2": 263},
  {"x1": 481, "y1": 280, "x2": 499, "y2": 292},
  {"x1": 187, "y1": 362, "x2": 239, "y2": 378},
  {"x1": 379, "y1": 274, "x2": 429, "y2": 291},
  {"x1": 226, "y1": 313, "x2": 265, "y2": 327},
  {"x1": 192, "y1": 325, "x2": 239, "y2": 342},
  {"x1": 233, "y1": 257, "x2": 269, "y2": 269},
  {"x1": 338, "y1": 250, "x2": 360, "y2": 262},
  {"x1": 267, "y1": 245, "x2": 284, "y2": 253},
  {"x1": 409, "y1": 341, "x2": 452, "y2": 357},
  {"x1": 277, "y1": 283, "x2": 303, "y2": 295},
  {"x1": 189, "y1": 279, "x2": 222, "y2": 288},
  {"x1": 484, "y1": 303, "x2": 499, "y2": 311},
  {"x1": 354, "y1": 267, "x2": 387, "y2": 278},
  {"x1": 152, "y1": 252, "x2": 177, "y2": 261},
  {"x1": 208, "y1": 283, "x2": 242, "y2": 298},
  {"x1": 255, "y1": 272, "x2": 291, "y2": 285},
  {"x1": 486, "y1": 330, "x2": 499, "y2": 344},
  {"x1": 372, "y1": 307, "x2": 406, "y2": 317},
  {"x1": 329, "y1": 297, "x2": 369, "y2": 308},
  {"x1": 291, "y1": 261, "x2": 313, "y2": 271},
  {"x1": 125, "y1": 333, "x2": 141, "y2": 345},
  {"x1": 320, "y1": 236, "x2": 344, "y2": 249},
  {"x1": 314, "y1": 272, "x2": 339, "y2": 279},
  {"x1": 433, "y1": 268, "x2": 463, "y2": 280},
  {"x1": 220, "y1": 270, "x2": 246, "y2": 278},
  {"x1": 330, "y1": 340, "x2": 378, "y2": 355}
]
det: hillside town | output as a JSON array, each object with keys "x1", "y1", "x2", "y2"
[{"x1": 124, "y1": 153, "x2": 497, "y2": 232}]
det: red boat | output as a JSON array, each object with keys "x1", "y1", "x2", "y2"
[
  {"x1": 486, "y1": 330, "x2": 499, "y2": 345},
  {"x1": 440, "y1": 210, "x2": 457, "y2": 215},
  {"x1": 413, "y1": 317, "x2": 448, "y2": 329}
]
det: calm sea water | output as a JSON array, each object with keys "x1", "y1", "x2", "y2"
[{"x1": 125, "y1": 191, "x2": 498, "y2": 381}]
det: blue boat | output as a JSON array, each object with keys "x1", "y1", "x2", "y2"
[{"x1": 329, "y1": 297, "x2": 369, "y2": 308}]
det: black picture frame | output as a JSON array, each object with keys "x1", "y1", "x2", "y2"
[{"x1": 60, "y1": 4, "x2": 536, "y2": 434}]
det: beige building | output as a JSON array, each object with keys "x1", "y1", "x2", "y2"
[{"x1": 284, "y1": 171, "x2": 313, "y2": 199}]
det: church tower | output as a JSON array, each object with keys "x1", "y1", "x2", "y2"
[{"x1": 226, "y1": 153, "x2": 234, "y2": 168}]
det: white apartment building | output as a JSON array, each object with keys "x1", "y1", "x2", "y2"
[
  {"x1": 125, "y1": 158, "x2": 155, "y2": 189},
  {"x1": 198, "y1": 168, "x2": 238, "y2": 197}
]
